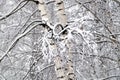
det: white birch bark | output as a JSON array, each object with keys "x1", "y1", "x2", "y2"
[
  {"x1": 66, "y1": 40, "x2": 75, "y2": 80},
  {"x1": 55, "y1": 0, "x2": 67, "y2": 26},
  {"x1": 37, "y1": 0, "x2": 67, "y2": 80},
  {"x1": 38, "y1": 0, "x2": 49, "y2": 22},
  {"x1": 54, "y1": 55, "x2": 66, "y2": 80}
]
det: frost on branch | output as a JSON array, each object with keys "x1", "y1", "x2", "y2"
[
  {"x1": 41, "y1": 3, "x2": 98, "y2": 62},
  {"x1": 41, "y1": 22, "x2": 98, "y2": 63}
]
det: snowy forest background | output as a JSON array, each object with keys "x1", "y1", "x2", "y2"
[{"x1": 0, "y1": 0, "x2": 120, "y2": 80}]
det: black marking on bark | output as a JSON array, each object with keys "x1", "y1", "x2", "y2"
[
  {"x1": 68, "y1": 60, "x2": 73, "y2": 63},
  {"x1": 56, "y1": 67, "x2": 63, "y2": 70},
  {"x1": 62, "y1": 29, "x2": 68, "y2": 35},
  {"x1": 65, "y1": 68, "x2": 68, "y2": 71},
  {"x1": 63, "y1": 13, "x2": 66, "y2": 15},
  {"x1": 32, "y1": 0, "x2": 39, "y2": 4},
  {"x1": 70, "y1": 65, "x2": 73, "y2": 68},
  {"x1": 68, "y1": 78, "x2": 73, "y2": 80},
  {"x1": 68, "y1": 73, "x2": 74, "y2": 75},
  {"x1": 58, "y1": 9, "x2": 63, "y2": 11},
  {"x1": 57, "y1": 76, "x2": 65, "y2": 79},
  {"x1": 60, "y1": 59, "x2": 63, "y2": 62},
  {"x1": 57, "y1": 1, "x2": 63, "y2": 5}
]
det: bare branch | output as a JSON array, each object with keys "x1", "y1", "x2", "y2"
[
  {"x1": 104, "y1": 66, "x2": 120, "y2": 73},
  {"x1": 75, "y1": 52, "x2": 117, "y2": 62},
  {"x1": 102, "y1": 76, "x2": 120, "y2": 80},
  {"x1": 93, "y1": 32, "x2": 120, "y2": 43},
  {"x1": 23, "y1": 57, "x2": 54, "y2": 80},
  {"x1": 0, "y1": 0, "x2": 29, "y2": 21},
  {"x1": 95, "y1": 40, "x2": 113, "y2": 44},
  {"x1": 0, "y1": 74, "x2": 7, "y2": 80},
  {"x1": 0, "y1": 21, "x2": 43, "y2": 62},
  {"x1": 13, "y1": 9, "x2": 39, "y2": 40},
  {"x1": 75, "y1": 0, "x2": 116, "y2": 38},
  {"x1": 112, "y1": 0, "x2": 120, "y2": 5},
  {"x1": 22, "y1": 54, "x2": 43, "y2": 80}
]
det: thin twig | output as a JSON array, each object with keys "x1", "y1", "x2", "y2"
[
  {"x1": 12, "y1": 9, "x2": 39, "y2": 40},
  {"x1": 93, "y1": 32, "x2": 119, "y2": 43},
  {"x1": 76, "y1": 69, "x2": 87, "y2": 80},
  {"x1": 102, "y1": 76, "x2": 120, "y2": 80},
  {"x1": 112, "y1": 0, "x2": 120, "y2": 5},
  {"x1": 0, "y1": 74, "x2": 7, "y2": 80},
  {"x1": 22, "y1": 54, "x2": 54, "y2": 80},
  {"x1": 22, "y1": 20, "x2": 42, "y2": 33},
  {"x1": 22, "y1": 54, "x2": 43, "y2": 80},
  {"x1": 0, "y1": 21, "x2": 42, "y2": 62},
  {"x1": 75, "y1": 0, "x2": 116, "y2": 38},
  {"x1": 90, "y1": 55, "x2": 118, "y2": 62},
  {"x1": 0, "y1": 0, "x2": 28, "y2": 21}
]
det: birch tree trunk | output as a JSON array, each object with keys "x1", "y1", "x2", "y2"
[
  {"x1": 54, "y1": 55, "x2": 66, "y2": 80},
  {"x1": 37, "y1": 0, "x2": 67, "y2": 80},
  {"x1": 37, "y1": 0, "x2": 75, "y2": 80},
  {"x1": 55, "y1": 0, "x2": 67, "y2": 26},
  {"x1": 38, "y1": 0, "x2": 49, "y2": 22},
  {"x1": 66, "y1": 40, "x2": 75, "y2": 80},
  {"x1": 54, "y1": 0, "x2": 68, "y2": 80},
  {"x1": 55, "y1": 0, "x2": 75, "y2": 80}
]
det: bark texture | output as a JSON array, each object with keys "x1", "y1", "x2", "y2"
[
  {"x1": 38, "y1": 0, "x2": 49, "y2": 22},
  {"x1": 55, "y1": 0, "x2": 67, "y2": 26},
  {"x1": 54, "y1": 55, "x2": 66, "y2": 80}
]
